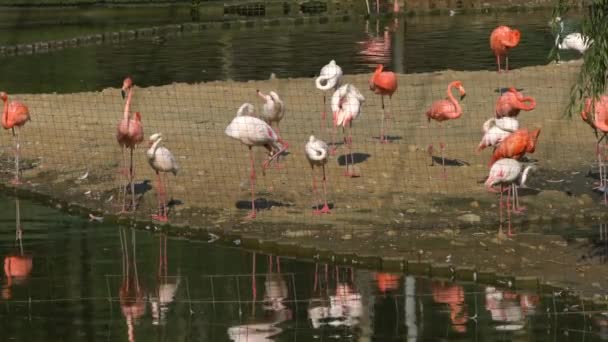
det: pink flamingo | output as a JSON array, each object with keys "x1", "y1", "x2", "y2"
[
  {"x1": 485, "y1": 158, "x2": 535, "y2": 238},
  {"x1": 581, "y1": 95, "x2": 608, "y2": 201},
  {"x1": 495, "y1": 88, "x2": 536, "y2": 118},
  {"x1": 305, "y1": 135, "x2": 331, "y2": 214},
  {"x1": 119, "y1": 227, "x2": 145, "y2": 342},
  {"x1": 369, "y1": 64, "x2": 398, "y2": 143},
  {"x1": 257, "y1": 90, "x2": 286, "y2": 168},
  {"x1": 490, "y1": 25, "x2": 521, "y2": 72},
  {"x1": 116, "y1": 77, "x2": 144, "y2": 213},
  {"x1": 425, "y1": 81, "x2": 466, "y2": 176},
  {"x1": 332, "y1": 84, "x2": 365, "y2": 177},
  {"x1": 315, "y1": 60, "x2": 343, "y2": 138},
  {"x1": 146, "y1": 133, "x2": 178, "y2": 222},
  {"x1": 3, "y1": 198, "x2": 32, "y2": 300},
  {"x1": 225, "y1": 103, "x2": 289, "y2": 219},
  {"x1": 1, "y1": 91, "x2": 31, "y2": 185}
]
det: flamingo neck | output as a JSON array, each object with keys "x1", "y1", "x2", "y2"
[
  {"x1": 446, "y1": 83, "x2": 462, "y2": 118},
  {"x1": 515, "y1": 96, "x2": 536, "y2": 111},
  {"x1": 124, "y1": 87, "x2": 133, "y2": 121},
  {"x1": 150, "y1": 139, "x2": 162, "y2": 158}
]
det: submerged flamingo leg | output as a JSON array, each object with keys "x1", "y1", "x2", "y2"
[
  {"x1": 248, "y1": 147, "x2": 257, "y2": 219},
  {"x1": 321, "y1": 164, "x2": 331, "y2": 213}
]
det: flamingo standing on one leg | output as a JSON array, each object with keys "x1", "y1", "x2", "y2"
[
  {"x1": 369, "y1": 64, "x2": 398, "y2": 143},
  {"x1": 146, "y1": 133, "x2": 179, "y2": 222},
  {"x1": 477, "y1": 117, "x2": 519, "y2": 152},
  {"x1": 225, "y1": 103, "x2": 289, "y2": 219},
  {"x1": 316, "y1": 60, "x2": 343, "y2": 151},
  {"x1": 305, "y1": 135, "x2": 331, "y2": 214},
  {"x1": 257, "y1": 90, "x2": 286, "y2": 168},
  {"x1": 581, "y1": 95, "x2": 608, "y2": 202},
  {"x1": 332, "y1": 84, "x2": 365, "y2": 177},
  {"x1": 485, "y1": 158, "x2": 536, "y2": 238},
  {"x1": 495, "y1": 88, "x2": 536, "y2": 118},
  {"x1": 425, "y1": 81, "x2": 466, "y2": 177},
  {"x1": 1, "y1": 92, "x2": 31, "y2": 185},
  {"x1": 490, "y1": 26, "x2": 521, "y2": 72},
  {"x1": 116, "y1": 77, "x2": 144, "y2": 213},
  {"x1": 489, "y1": 128, "x2": 541, "y2": 166}
]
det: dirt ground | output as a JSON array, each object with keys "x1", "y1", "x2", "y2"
[{"x1": 2, "y1": 60, "x2": 608, "y2": 297}]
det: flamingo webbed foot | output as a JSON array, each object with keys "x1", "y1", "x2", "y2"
[{"x1": 320, "y1": 204, "x2": 331, "y2": 214}]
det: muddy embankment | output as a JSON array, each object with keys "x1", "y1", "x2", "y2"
[{"x1": 2, "y1": 60, "x2": 608, "y2": 298}]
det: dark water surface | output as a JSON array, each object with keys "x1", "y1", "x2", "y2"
[
  {"x1": 0, "y1": 9, "x2": 583, "y2": 94},
  {"x1": 0, "y1": 194, "x2": 607, "y2": 341}
]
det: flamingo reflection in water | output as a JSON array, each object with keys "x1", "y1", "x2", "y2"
[
  {"x1": 228, "y1": 253, "x2": 291, "y2": 341},
  {"x1": 484, "y1": 286, "x2": 539, "y2": 332},
  {"x1": 3, "y1": 198, "x2": 33, "y2": 300},
  {"x1": 432, "y1": 281, "x2": 469, "y2": 333},
  {"x1": 150, "y1": 233, "x2": 180, "y2": 326},
  {"x1": 118, "y1": 227, "x2": 146, "y2": 342}
]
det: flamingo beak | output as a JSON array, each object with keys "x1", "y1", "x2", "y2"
[{"x1": 460, "y1": 93, "x2": 466, "y2": 100}]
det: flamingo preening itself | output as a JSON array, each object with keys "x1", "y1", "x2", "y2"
[
  {"x1": 490, "y1": 25, "x2": 521, "y2": 72},
  {"x1": 331, "y1": 84, "x2": 365, "y2": 177},
  {"x1": 477, "y1": 117, "x2": 519, "y2": 152},
  {"x1": 116, "y1": 77, "x2": 144, "y2": 213},
  {"x1": 225, "y1": 103, "x2": 289, "y2": 219},
  {"x1": 315, "y1": 60, "x2": 343, "y2": 136},
  {"x1": 1, "y1": 91, "x2": 31, "y2": 185},
  {"x1": 580, "y1": 95, "x2": 608, "y2": 202},
  {"x1": 495, "y1": 88, "x2": 536, "y2": 118},
  {"x1": 146, "y1": 133, "x2": 179, "y2": 222},
  {"x1": 305, "y1": 135, "x2": 331, "y2": 214},
  {"x1": 369, "y1": 64, "x2": 398, "y2": 143},
  {"x1": 425, "y1": 81, "x2": 466, "y2": 177},
  {"x1": 489, "y1": 128, "x2": 541, "y2": 167},
  {"x1": 257, "y1": 90, "x2": 286, "y2": 167},
  {"x1": 485, "y1": 158, "x2": 536, "y2": 237}
]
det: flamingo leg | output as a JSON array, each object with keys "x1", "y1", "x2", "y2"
[
  {"x1": 152, "y1": 171, "x2": 168, "y2": 222},
  {"x1": 321, "y1": 94, "x2": 327, "y2": 133},
  {"x1": 313, "y1": 263, "x2": 319, "y2": 292},
  {"x1": 505, "y1": 55, "x2": 509, "y2": 72},
  {"x1": 512, "y1": 184, "x2": 527, "y2": 214},
  {"x1": 311, "y1": 165, "x2": 322, "y2": 215},
  {"x1": 496, "y1": 54, "x2": 502, "y2": 73},
  {"x1": 321, "y1": 164, "x2": 331, "y2": 213},
  {"x1": 273, "y1": 124, "x2": 284, "y2": 169},
  {"x1": 330, "y1": 113, "x2": 338, "y2": 156},
  {"x1": 507, "y1": 185, "x2": 514, "y2": 237},
  {"x1": 344, "y1": 120, "x2": 358, "y2": 177},
  {"x1": 248, "y1": 147, "x2": 257, "y2": 219},
  {"x1": 10, "y1": 128, "x2": 21, "y2": 185},
  {"x1": 498, "y1": 184, "x2": 504, "y2": 237},
  {"x1": 604, "y1": 137, "x2": 608, "y2": 204},
  {"x1": 129, "y1": 147, "x2": 137, "y2": 212},
  {"x1": 440, "y1": 124, "x2": 447, "y2": 178},
  {"x1": 380, "y1": 95, "x2": 387, "y2": 143}
]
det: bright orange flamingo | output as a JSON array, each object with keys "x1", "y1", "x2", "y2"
[
  {"x1": 375, "y1": 273, "x2": 400, "y2": 293},
  {"x1": 116, "y1": 77, "x2": 144, "y2": 213},
  {"x1": 3, "y1": 198, "x2": 32, "y2": 300},
  {"x1": 495, "y1": 88, "x2": 536, "y2": 118},
  {"x1": 581, "y1": 95, "x2": 608, "y2": 201},
  {"x1": 432, "y1": 282, "x2": 468, "y2": 333},
  {"x1": 489, "y1": 128, "x2": 541, "y2": 166},
  {"x1": 369, "y1": 64, "x2": 398, "y2": 143},
  {"x1": 425, "y1": 81, "x2": 466, "y2": 177},
  {"x1": 1, "y1": 91, "x2": 31, "y2": 185},
  {"x1": 490, "y1": 26, "x2": 521, "y2": 72}
]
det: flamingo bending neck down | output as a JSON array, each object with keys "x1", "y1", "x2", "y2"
[
  {"x1": 257, "y1": 90, "x2": 286, "y2": 168},
  {"x1": 488, "y1": 128, "x2": 541, "y2": 167},
  {"x1": 1, "y1": 91, "x2": 31, "y2": 185},
  {"x1": 425, "y1": 80, "x2": 466, "y2": 177},
  {"x1": 369, "y1": 64, "x2": 398, "y2": 143},
  {"x1": 581, "y1": 95, "x2": 608, "y2": 203},
  {"x1": 225, "y1": 103, "x2": 289, "y2": 219},
  {"x1": 495, "y1": 88, "x2": 536, "y2": 118},
  {"x1": 331, "y1": 84, "x2": 365, "y2": 177},
  {"x1": 146, "y1": 133, "x2": 179, "y2": 222},
  {"x1": 116, "y1": 77, "x2": 144, "y2": 213},
  {"x1": 305, "y1": 135, "x2": 331, "y2": 214},
  {"x1": 485, "y1": 158, "x2": 536, "y2": 238},
  {"x1": 316, "y1": 60, "x2": 343, "y2": 136},
  {"x1": 490, "y1": 25, "x2": 521, "y2": 72}
]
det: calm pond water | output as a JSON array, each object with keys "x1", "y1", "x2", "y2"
[
  {"x1": 0, "y1": 9, "x2": 583, "y2": 94},
  {"x1": 0, "y1": 193, "x2": 607, "y2": 341}
]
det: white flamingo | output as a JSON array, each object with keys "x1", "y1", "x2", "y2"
[
  {"x1": 146, "y1": 133, "x2": 178, "y2": 222},
  {"x1": 316, "y1": 60, "x2": 343, "y2": 133},
  {"x1": 553, "y1": 17, "x2": 592, "y2": 62},
  {"x1": 256, "y1": 90, "x2": 285, "y2": 133},
  {"x1": 331, "y1": 84, "x2": 365, "y2": 177},
  {"x1": 477, "y1": 117, "x2": 519, "y2": 152},
  {"x1": 305, "y1": 135, "x2": 331, "y2": 214},
  {"x1": 225, "y1": 103, "x2": 289, "y2": 219},
  {"x1": 485, "y1": 158, "x2": 536, "y2": 237}
]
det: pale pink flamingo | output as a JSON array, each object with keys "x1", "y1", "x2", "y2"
[
  {"x1": 332, "y1": 84, "x2": 365, "y2": 177},
  {"x1": 581, "y1": 95, "x2": 608, "y2": 201},
  {"x1": 495, "y1": 88, "x2": 536, "y2": 118},
  {"x1": 316, "y1": 60, "x2": 343, "y2": 145},
  {"x1": 257, "y1": 90, "x2": 286, "y2": 167},
  {"x1": 1, "y1": 91, "x2": 31, "y2": 185},
  {"x1": 116, "y1": 77, "x2": 144, "y2": 213},
  {"x1": 369, "y1": 64, "x2": 398, "y2": 143},
  {"x1": 146, "y1": 133, "x2": 178, "y2": 222},
  {"x1": 425, "y1": 81, "x2": 466, "y2": 176},
  {"x1": 490, "y1": 25, "x2": 521, "y2": 72},
  {"x1": 477, "y1": 117, "x2": 519, "y2": 152},
  {"x1": 305, "y1": 135, "x2": 331, "y2": 214},
  {"x1": 485, "y1": 158, "x2": 535, "y2": 238},
  {"x1": 225, "y1": 103, "x2": 289, "y2": 219}
]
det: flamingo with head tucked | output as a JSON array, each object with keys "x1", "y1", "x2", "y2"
[
  {"x1": 116, "y1": 77, "x2": 144, "y2": 213},
  {"x1": 1, "y1": 91, "x2": 31, "y2": 185},
  {"x1": 490, "y1": 25, "x2": 521, "y2": 72},
  {"x1": 305, "y1": 135, "x2": 331, "y2": 214},
  {"x1": 225, "y1": 103, "x2": 289, "y2": 219},
  {"x1": 477, "y1": 117, "x2": 519, "y2": 152},
  {"x1": 489, "y1": 128, "x2": 541, "y2": 167},
  {"x1": 316, "y1": 60, "x2": 343, "y2": 134},
  {"x1": 581, "y1": 95, "x2": 608, "y2": 200},
  {"x1": 146, "y1": 133, "x2": 178, "y2": 222},
  {"x1": 425, "y1": 81, "x2": 466, "y2": 177},
  {"x1": 369, "y1": 64, "x2": 398, "y2": 143},
  {"x1": 257, "y1": 90, "x2": 286, "y2": 167},
  {"x1": 332, "y1": 84, "x2": 365, "y2": 177},
  {"x1": 495, "y1": 88, "x2": 536, "y2": 118}
]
